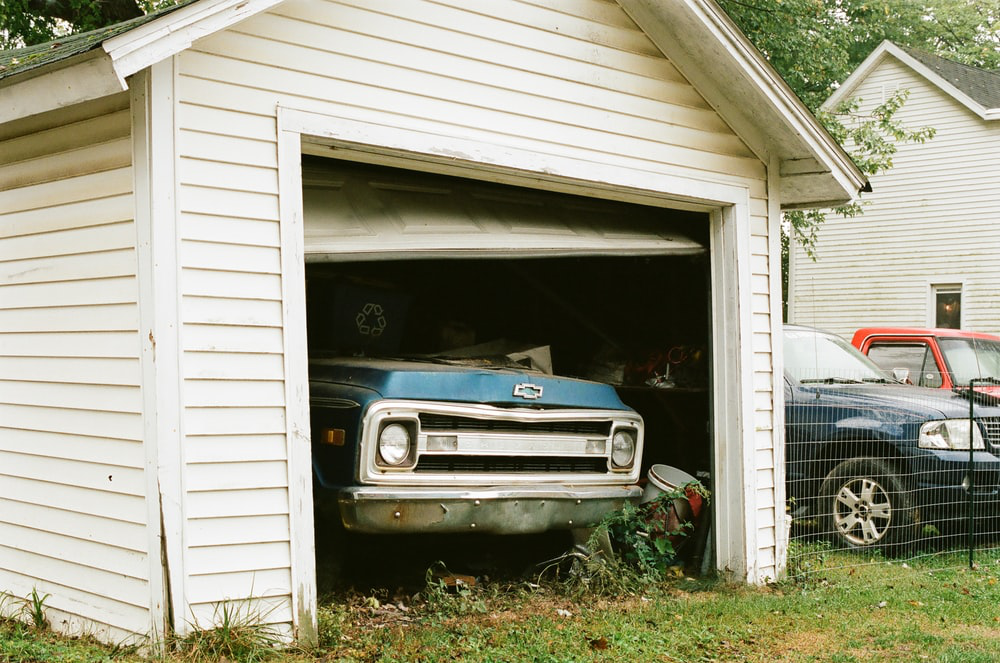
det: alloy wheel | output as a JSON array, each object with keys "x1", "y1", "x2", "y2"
[{"x1": 832, "y1": 476, "x2": 892, "y2": 546}]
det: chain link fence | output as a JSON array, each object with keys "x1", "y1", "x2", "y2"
[{"x1": 785, "y1": 373, "x2": 1000, "y2": 578}]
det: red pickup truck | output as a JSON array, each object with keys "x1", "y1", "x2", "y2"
[{"x1": 851, "y1": 327, "x2": 1000, "y2": 394}]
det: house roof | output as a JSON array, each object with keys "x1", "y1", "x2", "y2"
[
  {"x1": 0, "y1": 1, "x2": 194, "y2": 80},
  {"x1": 897, "y1": 45, "x2": 1000, "y2": 111},
  {"x1": 0, "y1": 0, "x2": 867, "y2": 209},
  {"x1": 825, "y1": 40, "x2": 1000, "y2": 121}
]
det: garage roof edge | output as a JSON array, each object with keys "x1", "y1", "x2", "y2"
[
  {"x1": 2, "y1": 0, "x2": 869, "y2": 208},
  {"x1": 0, "y1": 0, "x2": 284, "y2": 122},
  {"x1": 620, "y1": 0, "x2": 868, "y2": 209}
]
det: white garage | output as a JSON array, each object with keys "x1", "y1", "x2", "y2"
[{"x1": 0, "y1": 0, "x2": 865, "y2": 646}]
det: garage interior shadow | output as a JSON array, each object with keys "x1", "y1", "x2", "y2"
[
  {"x1": 305, "y1": 225, "x2": 713, "y2": 591},
  {"x1": 305, "y1": 252, "x2": 713, "y2": 591}
]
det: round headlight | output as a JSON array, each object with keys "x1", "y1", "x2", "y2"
[
  {"x1": 378, "y1": 423, "x2": 412, "y2": 466},
  {"x1": 611, "y1": 430, "x2": 636, "y2": 468}
]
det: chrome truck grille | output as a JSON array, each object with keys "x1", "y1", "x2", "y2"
[
  {"x1": 418, "y1": 413, "x2": 611, "y2": 436},
  {"x1": 415, "y1": 455, "x2": 608, "y2": 473},
  {"x1": 359, "y1": 400, "x2": 644, "y2": 485}
]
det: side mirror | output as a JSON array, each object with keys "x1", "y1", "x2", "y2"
[{"x1": 892, "y1": 368, "x2": 911, "y2": 384}]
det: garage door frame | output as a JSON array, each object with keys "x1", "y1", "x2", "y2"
[{"x1": 276, "y1": 107, "x2": 761, "y2": 632}]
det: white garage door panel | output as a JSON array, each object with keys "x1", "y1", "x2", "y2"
[{"x1": 302, "y1": 162, "x2": 704, "y2": 260}]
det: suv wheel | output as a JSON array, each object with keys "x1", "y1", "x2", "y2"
[{"x1": 819, "y1": 458, "x2": 913, "y2": 549}]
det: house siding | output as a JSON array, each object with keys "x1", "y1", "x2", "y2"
[
  {"x1": 789, "y1": 57, "x2": 1000, "y2": 337},
  {"x1": 170, "y1": 0, "x2": 780, "y2": 609},
  {"x1": 0, "y1": 94, "x2": 153, "y2": 640}
]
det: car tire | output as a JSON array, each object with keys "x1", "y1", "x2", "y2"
[{"x1": 818, "y1": 458, "x2": 914, "y2": 550}]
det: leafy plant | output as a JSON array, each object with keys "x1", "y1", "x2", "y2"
[
  {"x1": 539, "y1": 481, "x2": 710, "y2": 597},
  {"x1": 25, "y1": 588, "x2": 49, "y2": 631},
  {"x1": 314, "y1": 603, "x2": 346, "y2": 651},
  {"x1": 604, "y1": 481, "x2": 710, "y2": 577}
]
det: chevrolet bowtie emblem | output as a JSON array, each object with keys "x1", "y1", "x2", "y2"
[{"x1": 513, "y1": 383, "x2": 544, "y2": 399}]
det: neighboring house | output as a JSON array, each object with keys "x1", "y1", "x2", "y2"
[
  {"x1": 0, "y1": 0, "x2": 864, "y2": 647},
  {"x1": 789, "y1": 41, "x2": 1000, "y2": 338}
]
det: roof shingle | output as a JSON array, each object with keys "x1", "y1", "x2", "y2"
[{"x1": 897, "y1": 44, "x2": 1000, "y2": 111}]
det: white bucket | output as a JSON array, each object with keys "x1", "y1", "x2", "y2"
[{"x1": 641, "y1": 464, "x2": 697, "y2": 504}]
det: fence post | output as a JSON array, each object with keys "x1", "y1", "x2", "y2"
[{"x1": 968, "y1": 378, "x2": 988, "y2": 570}]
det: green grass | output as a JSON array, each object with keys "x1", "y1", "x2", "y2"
[
  {"x1": 5, "y1": 552, "x2": 1000, "y2": 662},
  {"x1": 0, "y1": 616, "x2": 123, "y2": 663}
]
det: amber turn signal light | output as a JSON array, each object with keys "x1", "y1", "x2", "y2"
[{"x1": 321, "y1": 428, "x2": 346, "y2": 446}]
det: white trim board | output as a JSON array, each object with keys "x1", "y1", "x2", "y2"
[
  {"x1": 766, "y1": 155, "x2": 788, "y2": 580},
  {"x1": 134, "y1": 56, "x2": 190, "y2": 639},
  {"x1": 276, "y1": 113, "x2": 317, "y2": 646},
  {"x1": 278, "y1": 106, "x2": 762, "y2": 583},
  {"x1": 133, "y1": 66, "x2": 167, "y2": 646},
  {"x1": 285, "y1": 108, "x2": 746, "y2": 210},
  {"x1": 0, "y1": 52, "x2": 123, "y2": 125}
]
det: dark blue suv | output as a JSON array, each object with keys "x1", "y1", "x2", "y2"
[{"x1": 784, "y1": 325, "x2": 1000, "y2": 549}]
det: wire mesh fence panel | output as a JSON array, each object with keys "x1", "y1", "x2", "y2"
[{"x1": 784, "y1": 365, "x2": 1000, "y2": 579}]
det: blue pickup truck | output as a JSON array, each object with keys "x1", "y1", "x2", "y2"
[
  {"x1": 784, "y1": 325, "x2": 1000, "y2": 549},
  {"x1": 310, "y1": 355, "x2": 645, "y2": 535}
]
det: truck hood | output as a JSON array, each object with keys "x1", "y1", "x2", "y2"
[
  {"x1": 309, "y1": 356, "x2": 630, "y2": 410},
  {"x1": 798, "y1": 381, "x2": 1000, "y2": 419}
]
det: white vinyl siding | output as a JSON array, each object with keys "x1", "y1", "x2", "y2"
[
  {"x1": 790, "y1": 58, "x2": 1000, "y2": 338},
  {"x1": 171, "y1": 0, "x2": 779, "y2": 592},
  {"x1": 0, "y1": 94, "x2": 152, "y2": 640}
]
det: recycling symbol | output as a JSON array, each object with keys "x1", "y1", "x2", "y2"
[{"x1": 356, "y1": 302, "x2": 387, "y2": 337}]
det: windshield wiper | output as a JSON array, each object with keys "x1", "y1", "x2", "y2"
[
  {"x1": 861, "y1": 377, "x2": 896, "y2": 384},
  {"x1": 799, "y1": 377, "x2": 865, "y2": 384}
]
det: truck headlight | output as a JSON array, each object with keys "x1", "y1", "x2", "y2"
[
  {"x1": 377, "y1": 422, "x2": 414, "y2": 466},
  {"x1": 919, "y1": 419, "x2": 985, "y2": 450},
  {"x1": 611, "y1": 429, "x2": 636, "y2": 468}
]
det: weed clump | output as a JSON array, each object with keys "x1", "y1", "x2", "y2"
[{"x1": 174, "y1": 600, "x2": 283, "y2": 662}]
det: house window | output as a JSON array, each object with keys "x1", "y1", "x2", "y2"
[{"x1": 933, "y1": 285, "x2": 962, "y2": 329}]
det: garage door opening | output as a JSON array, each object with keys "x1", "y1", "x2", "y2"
[{"x1": 300, "y1": 158, "x2": 713, "y2": 587}]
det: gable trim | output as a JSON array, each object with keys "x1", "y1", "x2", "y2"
[
  {"x1": 825, "y1": 41, "x2": 1000, "y2": 121},
  {"x1": 103, "y1": 0, "x2": 286, "y2": 85},
  {"x1": 621, "y1": 0, "x2": 867, "y2": 208}
]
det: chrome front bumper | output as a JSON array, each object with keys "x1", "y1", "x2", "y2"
[{"x1": 337, "y1": 484, "x2": 643, "y2": 534}]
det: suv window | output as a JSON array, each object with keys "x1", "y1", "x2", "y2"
[
  {"x1": 784, "y1": 328, "x2": 889, "y2": 383},
  {"x1": 867, "y1": 342, "x2": 942, "y2": 388}
]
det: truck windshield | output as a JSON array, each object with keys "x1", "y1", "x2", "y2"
[
  {"x1": 938, "y1": 337, "x2": 1000, "y2": 386},
  {"x1": 784, "y1": 328, "x2": 891, "y2": 383}
]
